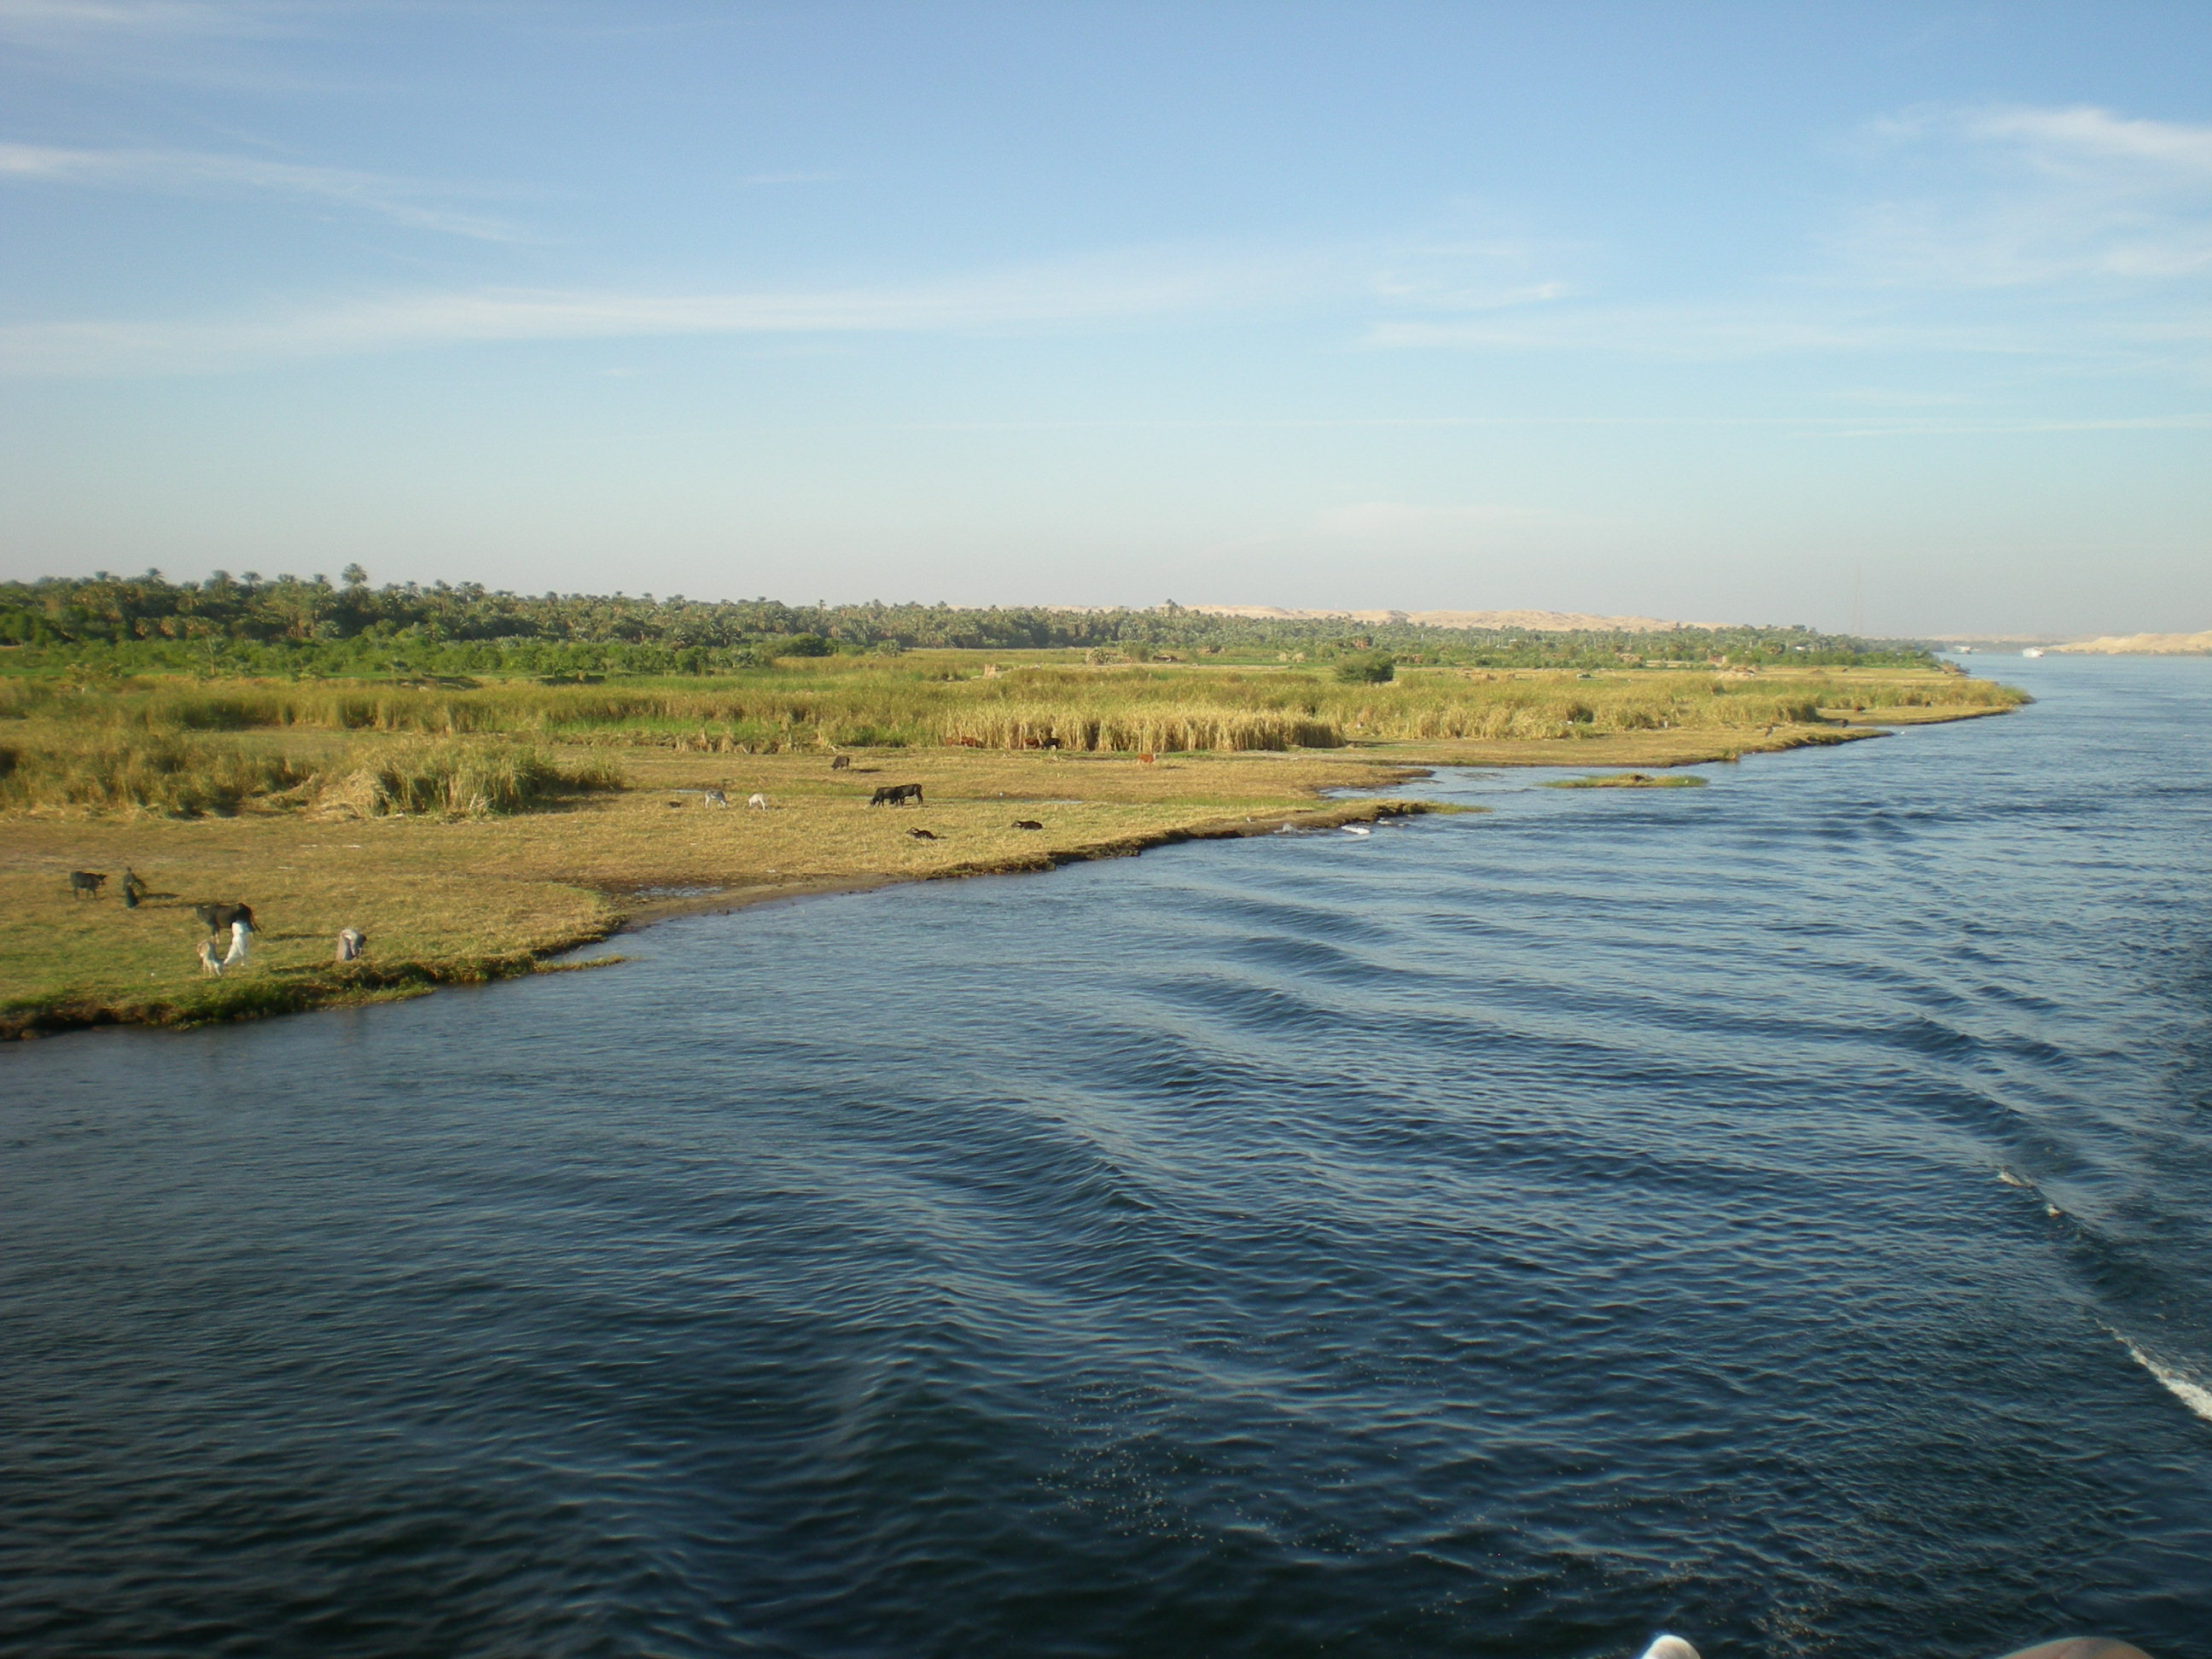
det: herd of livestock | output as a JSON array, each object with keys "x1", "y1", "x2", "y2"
[
  {"x1": 67, "y1": 871, "x2": 354, "y2": 978},
  {"x1": 60, "y1": 763, "x2": 1054, "y2": 987}
]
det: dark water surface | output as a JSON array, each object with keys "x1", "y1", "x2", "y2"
[{"x1": 6, "y1": 656, "x2": 2211, "y2": 1659}]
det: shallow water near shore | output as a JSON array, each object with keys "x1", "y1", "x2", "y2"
[{"x1": 5, "y1": 655, "x2": 2210, "y2": 1659}]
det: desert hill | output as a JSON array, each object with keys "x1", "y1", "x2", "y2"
[{"x1": 2056, "y1": 631, "x2": 2212, "y2": 655}]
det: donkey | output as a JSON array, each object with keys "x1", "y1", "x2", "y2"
[{"x1": 194, "y1": 902, "x2": 255, "y2": 936}]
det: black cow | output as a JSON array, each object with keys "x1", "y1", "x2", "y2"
[
  {"x1": 870, "y1": 783, "x2": 923, "y2": 806},
  {"x1": 193, "y1": 901, "x2": 256, "y2": 936},
  {"x1": 68, "y1": 870, "x2": 108, "y2": 899},
  {"x1": 830, "y1": 754, "x2": 852, "y2": 770},
  {"x1": 1010, "y1": 820, "x2": 1044, "y2": 830}
]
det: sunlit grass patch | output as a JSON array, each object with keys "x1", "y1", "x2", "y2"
[{"x1": 311, "y1": 742, "x2": 625, "y2": 818}]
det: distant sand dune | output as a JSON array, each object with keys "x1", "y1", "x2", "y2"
[
  {"x1": 1185, "y1": 605, "x2": 1704, "y2": 633},
  {"x1": 2057, "y1": 631, "x2": 2212, "y2": 655}
]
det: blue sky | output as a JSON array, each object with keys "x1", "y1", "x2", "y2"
[{"x1": 1, "y1": 1, "x2": 2207, "y2": 633}]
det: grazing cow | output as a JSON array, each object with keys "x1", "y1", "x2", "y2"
[
  {"x1": 830, "y1": 754, "x2": 851, "y2": 770},
  {"x1": 193, "y1": 901, "x2": 255, "y2": 937},
  {"x1": 335, "y1": 927, "x2": 367, "y2": 963},
  {"x1": 906, "y1": 827, "x2": 938, "y2": 841},
  {"x1": 1010, "y1": 820, "x2": 1044, "y2": 830},
  {"x1": 68, "y1": 870, "x2": 107, "y2": 900},
  {"x1": 701, "y1": 789, "x2": 728, "y2": 807},
  {"x1": 223, "y1": 919, "x2": 251, "y2": 968},
  {"x1": 195, "y1": 939, "x2": 224, "y2": 977},
  {"x1": 1138, "y1": 753, "x2": 1156, "y2": 765},
  {"x1": 748, "y1": 793, "x2": 770, "y2": 810},
  {"x1": 870, "y1": 783, "x2": 923, "y2": 806}
]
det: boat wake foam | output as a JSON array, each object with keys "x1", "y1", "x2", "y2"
[{"x1": 2115, "y1": 1333, "x2": 2212, "y2": 1426}]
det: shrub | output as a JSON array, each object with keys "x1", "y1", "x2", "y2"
[
  {"x1": 1336, "y1": 653, "x2": 1396, "y2": 684},
  {"x1": 765, "y1": 634, "x2": 835, "y2": 658},
  {"x1": 313, "y1": 742, "x2": 625, "y2": 818}
]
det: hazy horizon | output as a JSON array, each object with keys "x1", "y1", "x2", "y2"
[{"x1": 3, "y1": 2, "x2": 2207, "y2": 637}]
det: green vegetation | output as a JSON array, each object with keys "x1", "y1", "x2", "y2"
[
  {"x1": 1545, "y1": 771, "x2": 1709, "y2": 789},
  {"x1": 1336, "y1": 652, "x2": 1398, "y2": 684},
  {"x1": 2, "y1": 569, "x2": 1940, "y2": 676}
]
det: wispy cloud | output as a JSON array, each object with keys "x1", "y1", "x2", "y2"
[
  {"x1": 1361, "y1": 305, "x2": 2051, "y2": 359},
  {"x1": 0, "y1": 142, "x2": 521, "y2": 238},
  {"x1": 0, "y1": 249, "x2": 1316, "y2": 375},
  {"x1": 1929, "y1": 105, "x2": 2212, "y2": 181},
  {"x1": 1847, "y1": 103, "x2": 2212, "y2": 287},
  {"x1": 1364, "y1": 103, "x2": 2212, "y2": 371},
  {"x1": 0, "y1": 0, "x2": 287, "y2": 43},
  {"x1": 1365, "y1": 230, "x2": 1572, "y2": 312}
]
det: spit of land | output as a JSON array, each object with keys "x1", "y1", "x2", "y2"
[{"x1": 0, "y1": 655, "x2": 2023, "y2": 1037}]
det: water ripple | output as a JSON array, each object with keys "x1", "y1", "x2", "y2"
[{"x1": 4, "y1": 656, "x2": 2212, "y2": 1658}]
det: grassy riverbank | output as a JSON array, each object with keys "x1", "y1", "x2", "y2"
[{"x1": 0, "y1": 657, "x2": 2023, "y2": 1037}]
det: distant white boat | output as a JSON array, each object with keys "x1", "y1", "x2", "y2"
[{"x1": 2022, "y1": 648, "x2": 2046, "y2": 658}]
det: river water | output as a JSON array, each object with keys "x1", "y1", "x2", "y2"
[{"x1": 4, "y1": 655, "x2": 2209, "y2": 1659}]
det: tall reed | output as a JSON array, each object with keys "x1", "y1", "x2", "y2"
[
  {"x1": 5, "y1": 663, "x2": 2023, "y2": 754},
  {"x1": 0, "y1": 731, "x2": 312, "y2": 816}
]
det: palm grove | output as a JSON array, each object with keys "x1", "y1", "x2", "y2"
[{"x1": 2, "y1": 569, "x2": 1930, "y2": 679}]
